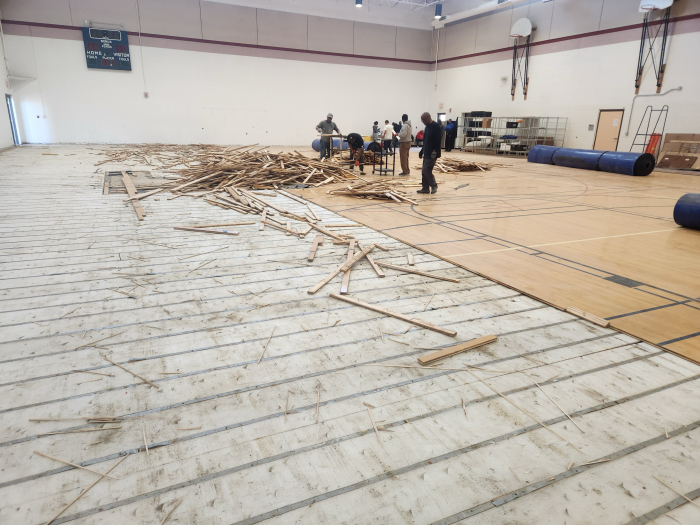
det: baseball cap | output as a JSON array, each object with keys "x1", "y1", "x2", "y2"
[{"x1": 327, "y1": 113, "x2": 333, "y2": 118}]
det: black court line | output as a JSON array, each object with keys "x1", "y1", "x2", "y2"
[
  {"x1": 660, "y1": 330, "x2": 700, "y2": 346},
  {"x1": 39, "y1": 351, "x2": 693, "y2": 525},
  {"x1": 626, "y1": 487, "x2": 700, "y2": 524},
  {"x1": 3, "y1": 336, "x2": 634, "y2": 489},
  {"x1": 431, "y1": 419, "x2": 700, "y2": 525}
]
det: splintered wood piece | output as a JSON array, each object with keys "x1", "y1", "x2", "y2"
[
  {"x1": 329, "y1": 293, "x2": 457, "y2": 337},
  {"x1": 365, "y1": 253, "x2": 385, "y2": 277},
  {"x1": 316, "y1": 381, "x2": 321, "y2": 423},
  {"x1": 340, "y1": 240, "x2": 355, "y2": 295},
  {"x1": 308, "y1": 234, "x2": 324, "y2": 262},
  {"x1": 141, "y1": 423, "x2": 149, "y2": 455},
  {"x1": 377, "y1": 262, "x2": 459, "y2": 283},
  {"x1": 176, "y1": 427, "x2": 201, "y2": 431},
  {"x1": 262, "y1": 220, "x2": 303, "y2": 237},
  {"x1": 366, "y1": 406, "x2": 384, "y2": 448},
  {"x1": 532, "y1": 379, "x2": 585, "y2": 433},
  {"x1": 308, "y1": 244, "x2": 376, "y2": 294},
  {"x1": 653, "y1": 476, "x2": 700, "y2": 508},
  {"x1": 461, "y1": 398, "x2": 468, "y2": 419},
  {"x1": 159, "y1": 497, "x2": 184, "y2": 525},
  {"x1": 307, "y1": 203, "x2": 320, "y2": 221},
  {"x1": 189, "y1": 222, "x2": 255, "y2": 228},
  {"x1": 377, "y1": 318, "x2": 385, "y2": 343},
  {"x1": 45, "y1": 455, "x2": 128, "y2": 525},
  {"x1": 33, "y1": 451, "x2": 119, "y2": 480},
  {"x1": 423, "y1": 293, "x2": 435, "y2": 312},
  {"x1": 103, "y1": 356, "x2": 159, "y2": 389},
  {"x1": 259, "y1": 209, "x2": 267, "y2": 231},
  {"x1": 418, "y1": 335, "x2": 497, "y2": 365},
  {"x1": 173, "y1": 227, "x2": 238, "y2": 236},
  {"x1": 407, "y1": 253, "x2": 414, "y2": 266},
  {"x1": 286, "y1": 221, "x2": 292, "y2": 236},
  {"x1": 121, "y1": 172, "x2": 146, "y2": 221},
  {"x1": 565, "y1": 306, "x2": 609, "y2": 327},
  {"x1": 38, "y1": 427, "x2": 122, "y2": 436},
  {"x1": 257, "y1": 327, "x2": 276, "y2": 364}
]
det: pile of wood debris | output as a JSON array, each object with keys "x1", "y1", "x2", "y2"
[
  {"x1": 413, "y1": 158, "x2": 505, "y2": 173},
  {"x1": 98, "y1": 144, "x2": 359, "y2": 191},
  {"x1": 327, "y1": 179, "x2": 418, "y2": 204}
]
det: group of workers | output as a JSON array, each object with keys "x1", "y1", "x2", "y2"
[{"x1": 315, "y1": 111, "x2": 441, "y2": 194}]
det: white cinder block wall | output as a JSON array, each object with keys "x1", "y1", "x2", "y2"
[
  {"x1": 0, "y1": 0, "x2": 699, "y2": 148},
  {"x1": 0, "y1": 32, "x2": 14, "y2": 149}
]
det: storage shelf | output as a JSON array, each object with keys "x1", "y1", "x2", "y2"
[{"x1": 459, "y1": 115, "x2": 567, "y2": 157}]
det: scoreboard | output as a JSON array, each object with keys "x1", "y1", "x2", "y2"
[{"x1": 81, "y1": 27, "x2": 131, "y2": 71}]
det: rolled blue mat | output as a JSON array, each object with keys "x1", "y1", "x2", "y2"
[
  {"x1": 552, "y1": 148, "x2": 605, "y2": 171},
  {"x1": 528, "y1": 145, "x2": 655, "y2": 176},
  {"x1": 311, "y1": 138, "x2": 348, "y2": 152},
  {"x1": 527, "y1": 145, "x2": 559, "y2": 164},
  {"x1": 598, "y1": 151, "x2": 656, "y2": 177},
  {"x1": 673, "y1": 193, "x2": 700, "y2": 230}
]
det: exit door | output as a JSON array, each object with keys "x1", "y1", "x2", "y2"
[
  {"x1": 5, "y1": 95, "x2": 20, "y2": 145},
  {"x1": 593, "y1": 109, "x2": 624, "y2": 151}
]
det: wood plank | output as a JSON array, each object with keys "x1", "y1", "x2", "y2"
[
  {"x1": 129, "y1": 171, "x2": 222, "y2": 201},
  {"x1": 417, "y1": 335, "x2": 497, "y2": 365},
  {"x1": 566, "y1": 306, "x2": 610, "y2": 328},
  {"x1": 407, "y1": 253, "x2": 414, "y2": 266},
  {"x1": 308, "y1": 234, "x2": 323, "y2": 262},
  {"x1": 329, "y1": 293, "x2": 457, "y2": 337},
  {"x1": 172, "y1": 227, "x2": 239, "y2": 236},
  {"x1": 376, "y1": 262, "x2": 460, "y2": 283},
  {"x1": 259, "y1": 209, "x2": 267, "y2": 231},
  {"x1": 308, "y1": 244, "x2": 376, "y2": 294},
  {"x1": 340, "y1": 240, "x2": 355, "y2": 295},
  {"x1": 121, "y1": 172, "x2": 146, "y2": 221}
]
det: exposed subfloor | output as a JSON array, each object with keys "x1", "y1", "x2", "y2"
[
  {"x1": 291, "y1": 152, "x2": 700, "y2": 364},
  {"x1": 1, "y1": 145, "x2": 699, "y2": 525}
]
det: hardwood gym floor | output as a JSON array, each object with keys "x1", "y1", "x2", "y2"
[{"x1": 292, "y1": 151, "x2": 700, "y2": 365}]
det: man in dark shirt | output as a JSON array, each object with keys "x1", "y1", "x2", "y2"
[
  {"x1": 417, "y1": 112, "x2": 441, "y2": 194},
  {"x1": 346, "y1": 132, "x2": 365, "y2": 172}
]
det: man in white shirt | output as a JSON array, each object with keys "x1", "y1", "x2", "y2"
[{"x1": 382, "y1": 120, "x2": 395, "y2": 153}]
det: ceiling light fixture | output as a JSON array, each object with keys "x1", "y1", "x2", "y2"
[{"x1": 434, "y1": 3, "x2": 442, "y2": 18}]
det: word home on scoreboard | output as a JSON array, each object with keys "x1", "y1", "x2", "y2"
[{"x1": 81, "y1": 27, "x2": 131, "y2": 71}]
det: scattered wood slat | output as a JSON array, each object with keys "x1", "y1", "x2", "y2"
[
  {"x1": 418, "y1": 335, "x2": 497, "y2": 365},
  {"x1": 329, "y1": 293, "x2": 457, "y2": 337},
  {"x1": 33, "y1": 451, "x2": 119, "y2": 479},
  {"x1": 308, "y1": 234, "x2": 323, "y2": 262},
  {"x1": 45, "y1": 455, "x2": 128, "y2": 525},
  {"x1": 565, "y1": 306, "x2": 610, "y2": 327},
  {"x1": 173, "y1": 226, "x2": 238, "y2": 235},
  {"x1": 121, "y1": 172, "x2": 146, "y2": 221},
  {"x1": 308, "y1": 244, "x2": 377, "y2": 294},
  {"x1": 376, "y1": 262, "x2": 460, "y2": 283},
  {"x1": 103, "y1": 356, "x2": 159, "y2": 389}
]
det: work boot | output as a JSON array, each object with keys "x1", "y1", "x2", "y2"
[
  {"x1": 399, "y1": 172, "x2": 409, "y2": 176},
  {"x1": 431, "y1": 186, "x2": 438, "y2": 194},
  {"x1": 417, "y1": 188, "x2": 430, "y2": 194}
]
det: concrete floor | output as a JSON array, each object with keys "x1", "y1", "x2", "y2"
[{"x1": 0, "y1": 145, "x2": 699, "y2": 525}]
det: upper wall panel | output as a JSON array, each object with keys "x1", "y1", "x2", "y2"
[
  {"x1": 68, "y1": 0, "x2": 140, "y2": 32},
  {"x1": 308, "y1": 16, "x2": 353, "y2": 54},
  {"x1": 0, "y1": 0, "x2": 72, "y2": 25},
  {"x1": 354, "y1": 22, "x2": 396, "y2": 58},
  {"x1": 396, "y1": 27, "x2": 432, "y2": 61},
  {"x1": 137, "y1": 0, "x2": 203, "y2": 39},
  {"x1": 474, "y1": 8, "x2": 513, "y2": 53},
  {"x1": 599, "y1": 0, "x2": 645, "y2": 31},
  {"x1": 444, "y1": 19, "x2": 477, "y2": 58},
  {"x1": 550, "y1": 0, "x2": 605, "y2": 40},
  {"x1": 525, "y1": 0, "x2": 554, "y2": 42},
  {"x1": 257, "y1": 9, "x2": 307, "y2": 50},
  {"x1": 201, "y1": 2, "x2": 257, "y2": 45}
]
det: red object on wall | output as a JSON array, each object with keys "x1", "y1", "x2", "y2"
[{"x1": 645, "y1": 133, "x2": 661, "y2": 155}]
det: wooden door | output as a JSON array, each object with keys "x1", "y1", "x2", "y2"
[{"x1": 593, "y1": 109, "x2": 624, "y2": 151}]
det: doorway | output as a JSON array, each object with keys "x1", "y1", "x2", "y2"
[
  {"x1": 5, "y1": 94, "x2": 21, "y2": 145},
  {"x1": 593, "y1": 109, "x2": 623, "y2": 151}
]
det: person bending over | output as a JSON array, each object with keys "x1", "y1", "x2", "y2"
[{"x1": 346, "y1": 132, "x2": 365, "y2": 173}]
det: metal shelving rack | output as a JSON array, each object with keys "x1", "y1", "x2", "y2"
[{"x1": 460, "y1": 116, "x2": 567, "y2": 156}]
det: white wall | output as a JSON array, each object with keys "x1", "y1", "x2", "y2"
[
  {"x1": 431, "y1": 31, "x2": 700, "y2": 151},
  {"x1": 0, "y1": 30, "x2": 15, "y2": 150},
  {"x1": 4, "y1": 33, "x2": 431, "y2": 145}
]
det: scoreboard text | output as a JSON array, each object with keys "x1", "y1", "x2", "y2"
[{"x1": 81, "y1": 28, "x2": 131, "y2": 71}]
